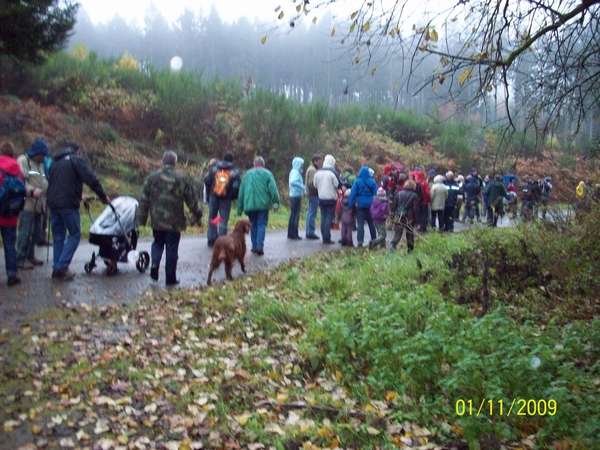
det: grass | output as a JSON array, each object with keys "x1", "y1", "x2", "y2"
[{"x1": 2, "y1": 220, "x2": 599, "y2": 449}]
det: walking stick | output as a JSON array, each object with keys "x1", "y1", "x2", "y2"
[
  {"x1": 25, "y1": 197, "x2": 39, "y2": 260},
  {"x1": 45, "y1": 205, "x2": 51, "y2": 263}
]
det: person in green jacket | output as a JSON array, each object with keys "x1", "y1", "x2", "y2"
[
  {"x1": 237, "y1": 156, "x2": 280, "y2": 255},
  {"x1": 138, "y1": 150, "x2": 203, "y2": 285},
  {"x1": 483, "y1": 174, "x2": 508, "y2": 227}
]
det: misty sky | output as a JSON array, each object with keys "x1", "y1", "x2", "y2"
[{"x1": 77, "y1": 0, "x2": 280, "y2": 25}]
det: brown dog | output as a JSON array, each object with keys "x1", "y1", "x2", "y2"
[{"x1": 207, "y1": 219, "x2": 251, "y2": 286}]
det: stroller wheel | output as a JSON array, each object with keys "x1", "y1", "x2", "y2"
[
  {"x1": 136, "y1": 251, "x2": 150, "y2": 273},
  {"x1": 84, "y1": 262, "x2": 94, "y2": 273}
]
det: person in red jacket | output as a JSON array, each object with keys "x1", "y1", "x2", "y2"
[
  {"x1": 413, "y1": 167, "x2": 431, "y2": 232},
  {"x1": 0, "y1": 140, "x2": 25, "y2": 286}
]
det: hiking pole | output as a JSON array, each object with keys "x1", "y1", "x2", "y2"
[
  {"x1": 45, "y1": 206, "x2": 51, "y2": 263},
  {"x1": 26, "y1": 197, "x2": 39, "y2": 262}
]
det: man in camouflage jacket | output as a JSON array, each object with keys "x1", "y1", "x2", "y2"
[{"x1": 138, "y1": 150, "x2": 203, "y2": 285}]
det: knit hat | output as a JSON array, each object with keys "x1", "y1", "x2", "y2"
[
  {"x1": 368, "y1": 168, "x2": 375, "y2": 177},
  {"x1": 428, "y1": 168, "x2": 436, "y2": 175},
  {"x1": 27, "y1": 139, "x2": 49, "y2": 158},
  {"x1": 414, "y1": 166, "x2": 422, "y2": 171},
  {"x1": 376, "y1": 187, "x2": 386, "y2": 198}
]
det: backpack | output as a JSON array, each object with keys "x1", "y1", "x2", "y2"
[
  {"x1": 212, "y1": 168, "x2": 232, "y2": 198},
  {"x1": 541, "y1": 181, "x2": 552, "y2": 198},
  {"x1": 0, "y1": 168, "x2": 26, "y2": 218},
  {"x1": 393, "y1": 193, "x2": 417, "y2": 225}
]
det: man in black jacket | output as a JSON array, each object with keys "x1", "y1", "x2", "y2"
[
  {"x1": 204, "y1": 151, "x2": 241, "y2": 247},
  {"x1": 47, "y1": 143, "x2": 110, "y2": 280}
]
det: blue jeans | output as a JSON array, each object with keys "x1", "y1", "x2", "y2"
[
  {"x1": 305, "y1": 195, "x2": 319, "y2": 237},
  {"x1": 355, "y1": 207, "x2": 376, "y2": 245},
  {"x1": 16, "y1": 210, "x2": 43, "y2": 263},
  {"x1": 287, "y1": 196, "x2": 302, "y2": 238},
  {"x1": 207, "y1": 196, "x2": 232, "y2": 244},
  {"x1": 151, "y1": 230, "x2": 181, "y2": 283},
  {"x1": 1, "y1": 226, "x2": 18, "y2": 278},
  {"x1": 319, "y1": 201, "x2": 336, "y2": 241},
  {"x1": 50, "y1": 208, "x2": 81, "y2": 271},
  {"x1": 247, "y1": 210, "x2": 269, "y2": 250}
]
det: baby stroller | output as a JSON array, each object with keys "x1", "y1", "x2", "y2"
[{"x1": 84, "y1": 196, "x2": 150, "y2": 276}]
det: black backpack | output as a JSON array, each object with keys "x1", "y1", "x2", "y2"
[{"x1": 0, "y1": 168, "x2": 26, "y2": 218}]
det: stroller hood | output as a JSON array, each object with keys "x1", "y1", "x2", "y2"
[{"x1": 90, "y1": 196, "x2": 138, "y2": 236}]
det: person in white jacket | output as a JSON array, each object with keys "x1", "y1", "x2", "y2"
[
  {"x1": 313, "y1": 154, "x2": 341, "y2": 244},
  {"x1": 429, "y1": 174, "x2": 448, "y2": 231}
]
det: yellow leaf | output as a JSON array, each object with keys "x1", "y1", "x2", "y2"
[
  {"x1": 31, "y1": 425, "x2": 43, "y2": 435},
  {"x1": 487, "y1": 85, "x2": 494, "y2": 92},
  {"x1": 317, "y1": 428, "x2": 335, "y2": 438},
  {"x1": 384, "y1": 391, "x2": 398, "y2": 402},
  {"x1": 277, "y1": 393, "x2": 288, "y2": 403},
  {"x1": 236, "y1": 414, "x2": 252, "y2": 426},
  {"x1": 458, "y1": 68, "x2": 473, "y2": 84},
  {"x1": 331, "y1": 27, "x2": 336, "y2": 36},
  {"x1": 278, "y1": 11, "x2": 284, "y2": 20},
  {"x1": 393, "y1": 82, "x2": 398, "y2": 89},
  {"x1": 261, "y1": 36, "x2": 267, "y2": 44},
  {"x1": 296, "y1": 4, "x2": 302, "y2": 12},
  {"x1": 367, "y1": 426, "x2": 381, "y2": 435},
  {"x1": 361, "y1": 22, "x2": 371, "y2": 32},
  {"x1": 312, "y1": 17, "x2": 317, "y2": 23},
  {"x1": 430, "y1": 29, "x2": 439, "y2": 42},
  {"x1": 371, "y1": 66, "x2": 377, "y2": 75},
  {"x1": 350, "y1": 23, "x2": 356, "y2": 33},
  {"x1": 351, "y1": 11, "x2": 358, "y2": 20}
]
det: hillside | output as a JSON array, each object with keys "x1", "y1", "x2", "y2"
[{"x1": 1, "y1": 95, "x2": 590, "y2": 206}]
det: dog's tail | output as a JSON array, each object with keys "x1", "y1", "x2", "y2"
[{"x1": 217, "y1": 241, "x2": 235, "y2": 261}]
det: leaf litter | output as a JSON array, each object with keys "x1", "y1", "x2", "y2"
[{"x1": 0, "y1": 254, "x2": 562, "y2": 449}]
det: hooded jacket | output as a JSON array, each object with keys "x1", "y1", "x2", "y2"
[
  {"x1": 413, "y1": 169, "x2": 431, "y2": 205},
  {"x1": 47, "y1": 147, "x2": 107, "y2": 210},
  {"x1": 288, "y1": 157, "x2": 306, "y2": 198},
  {"x1": 17, "y1": 154, "x2": 48, "y2": 214},
  {"x1": 349, "y1": 166, "x2": 378, "y2": 209},
  {"x1": 313, "y1": 155, "x2": 341, "y2": 204},
  {"x1": 463, "y1": 176, "x2": 481, "y2": 201},
  {"x1": 0, "y1": 155, "x2": 25, "y2": 227},
  {"x1": 429, "y1": 175, "x2": 448, "y2": 211},
  {"x1": 370, "y1": 196, "x2": 388, "y2": 223}
]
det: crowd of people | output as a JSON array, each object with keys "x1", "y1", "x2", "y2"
[
  {"x1": 4, "y1": 139, "x2": 595, "y2": 287},
  {"x1": 1, "y1": 139, "x2": 110, "y2": 287},
  {"x1": 281, "y1": 155, "x2": 571, "y2": 255}
]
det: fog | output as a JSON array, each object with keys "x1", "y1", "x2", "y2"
[{"x1": 77, "y1": 0, "x2": 277, "y2": 25}]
